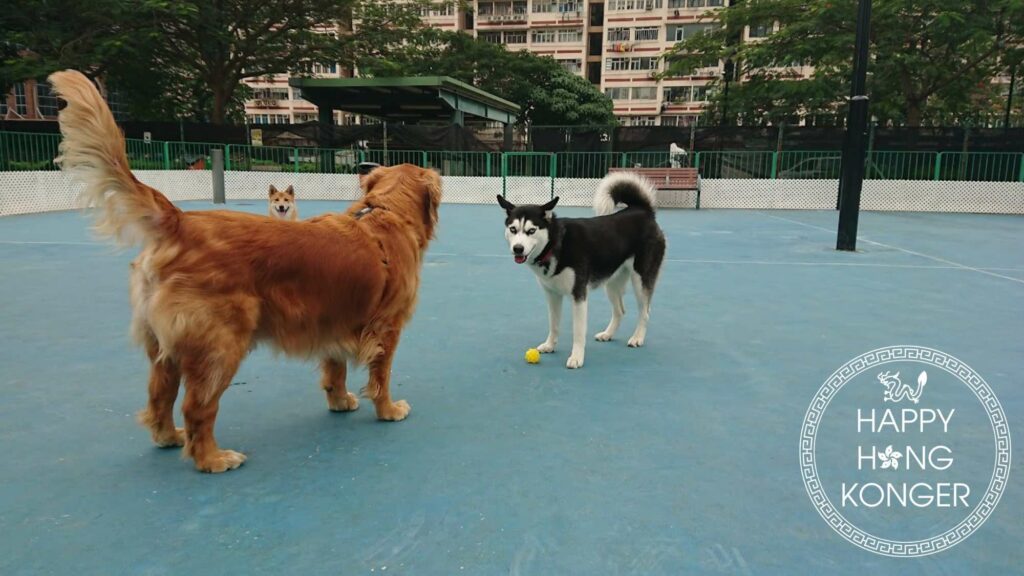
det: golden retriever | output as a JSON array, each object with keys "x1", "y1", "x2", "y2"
[
  {"x1": 268, "y1": 185, "x2": 297, "y2": 220},
  {"x1": 50, "y1": 70, "x2": 441, "y2": 473}
]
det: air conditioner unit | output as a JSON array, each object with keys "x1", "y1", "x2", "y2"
[{"x1": 674, "y1": 10, "x2": 680, "y2": 17}]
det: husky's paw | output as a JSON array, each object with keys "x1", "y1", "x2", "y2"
[
  {"x1": 537, "y1": 341, "x2": 556, "y2": 353},
  {"x1": 566, "y1": 352, "x2": 585, "y2": 369},
  {"x1": 594, "y1": 330, "x2": 614, "y2": 342},
  {"x1": 627, "y1": 335, "x2": 645, "y2": 348}
]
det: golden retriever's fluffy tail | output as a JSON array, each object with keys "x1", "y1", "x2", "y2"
[{"x1": 50, "y1": 70, "x2": 180, "y2": 244}]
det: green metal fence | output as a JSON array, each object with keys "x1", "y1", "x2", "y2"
[
  {"x1": 3, "y1": 131, "x2": 1024, "y2": 182},
  {"x1": 0, "y1": 132, "x2": 62, "y2": 171},
  {"x1": 697, "y1": 151, "x2": 776, "y2": 179}
]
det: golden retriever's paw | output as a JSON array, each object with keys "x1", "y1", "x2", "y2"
[
  {"x1": 377, "y1": 400, "x2": 411, "y2": 422},
  {"x1": 537, "y1": 341, "x2": 556, "y2": 353},
  {"x1": 328, "y1": 392, "x2": 360, "y2": 412},
  {"x1": 153, "y1": 427, "x2": 186, "y2": 448},
  {"x1": 195, "y1": 449, "x2": 247, "y2": 473}
]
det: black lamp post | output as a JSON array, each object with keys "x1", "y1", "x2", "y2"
[{"x1": 721, "y1": 58, "x2": 735, "y2": 127}]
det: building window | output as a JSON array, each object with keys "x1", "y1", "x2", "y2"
[
  {"x1": 608, "y1": 0, "x2": 663, "y2": 10},
  {"x1": 312, "y1": 62, "x2": 337, "y2": 75},
  {"x1": 607, "y1": 27, "x2": 630, "y2": 42},
  {"x1": 630, "y1": 57, "x2": 659, "y2": 71},
  {"x1": 252, "y1": 87, "x2": 289, "y2": 101},
  {"x1": 605, "y1": 57, "x2": 659, "y2": 71},
  {"x1": 748, "y1": 23, "x2": 773, "y2": 38},
  {"x1": 663, "y1": 86, "x2": 692, "y2": 103},
  {"x1": 634, "y1": 27, "x2": 659, "y2": 42},
  {"x1": 605, "y1": 87, "x2": 630, "y2": 99},
  {"x1": 292, "y1": 88, "x2": 304, "y2": 101},
  {"x1": 661, "y1": 115, "x2": 699, "y2": 126},
  {"x1": 0, "y1": 92, "x2": 7, "y2": 116},
  {"x1": 429, "y1": 1, "x2": 454, "y2": 16},
  {"x1": 605, "y1": 57, "x2": 629, "y2": 71},
  {"x1": 691, "y1": 85, "x2": 708, "y2": 101},
  {"x1": 505, "y1": 30, "x2": 527, "y2": 44},
  {"x1": 532, "y1": 29, "x2": 556, "y2": 43},
  {"x1": 36, "y1": 82, "x2": 59, "y2": 117},
  {"x1": 632, "y1": 86, "x2": 657, "y2": 100},
  {"x1": 679, "y1": 0, "x2": 723, "y2": 7},
  {"x1": 670, "y1": 23, "x2": 716, "y2": 42},
  {"x1": 480, "y1": 31, "x2": 502, "y2": 44},
  {"x1": 293, "y1": 113, "x2": 318, "y2": 123},
  {"x1": 532, "y1": 1, "x2": 554, "y2": 12},
  {"x1": 248, "y1": 113, "x2": 290, "y2": 124},
  {"x1": 479, "y1": 2, "x2": 494, "y2": 14},
  {"x1": 623, "y1": 116, "x2": 657, "y2": 126},
  {"x1": 559, "y1": 59, "x2": 583, "y2": 74},
  {"x1": 557, "y1": 28, "x2": 583, "y2": 43}
]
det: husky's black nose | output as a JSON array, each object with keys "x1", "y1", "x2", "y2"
[{"x1": 512, "y1": 244, "x2": 525, "y2": 255}]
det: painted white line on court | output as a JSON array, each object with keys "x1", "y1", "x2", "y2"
[
  {"x1": 762, "y1": 212, "x2": 1024, "y2": 286},
  {"x1": 429, "y1": 252, "x2": 1023, "y2": 272},
  {"x1": 0, "y1": 240, "x2": 101, "y2": 246}
]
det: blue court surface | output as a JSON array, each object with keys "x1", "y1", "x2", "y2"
[{"x1": 0, "y1": 200, "x2": 1021, "y2": 575}]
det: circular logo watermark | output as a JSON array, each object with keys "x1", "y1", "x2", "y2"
[{"x1": 800, "y1": 346, "x2": 1011, "y2": 557}]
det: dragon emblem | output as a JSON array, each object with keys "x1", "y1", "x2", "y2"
[{"x1": 878, "y1": 370, "x2": 927, "y2": 404}]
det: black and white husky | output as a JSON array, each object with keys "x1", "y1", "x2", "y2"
[{"x1": 496, "y1": 172, "x2": 666, "y2": 369}]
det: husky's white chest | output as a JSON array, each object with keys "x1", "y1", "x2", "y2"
[{"x1": 530, "y1": 258, "x2": 575, "y2": 295}]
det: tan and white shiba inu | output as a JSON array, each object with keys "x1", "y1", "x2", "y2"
[{"x1": 268, "y1": 185, "x2": 297, "y2": 220}]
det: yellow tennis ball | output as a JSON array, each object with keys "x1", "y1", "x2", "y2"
[{"x1": 524, "y1": 348, "x2": 541, "y2": 364}]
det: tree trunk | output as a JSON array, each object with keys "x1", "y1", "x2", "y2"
[
  {"x1": 906, "y1": 101, "x2": 923, "y2": 127},
  {"x1": 210, "y1": 79, "x2": 231, "y2": 124}
]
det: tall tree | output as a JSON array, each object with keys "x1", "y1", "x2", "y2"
[
  {"x1": 141, "y1": 0, "x2": 355, "y2": 123},
  {"x1": 664, "y1": 0, "x2": 1024, "y2": 126}
]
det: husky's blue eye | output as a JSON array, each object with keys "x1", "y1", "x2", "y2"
[
  {"x1": 526, "y1": 229, "x2": 536, "y2": 235},
  {"x1": 509, "y1": 227, "x2": 517, "y2": 234}
]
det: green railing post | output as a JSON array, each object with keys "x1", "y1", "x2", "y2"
[
  {"x1": 933, "y1": 152, "x2": 942, "y2": 180},
  {"x1": 694, "y1": 151, "x2": 700, "y2": 173},
  {"x1": 770, "y1": 151, "x2": 778, "y2": 179},
  {"x1": 421, "y1": 151, "x2": 428, "y2": 168},
  {"x1": 162, "y1": 141, "x2": 170, "y2": 170},
  {"x1": 1019, "y1": 153, "x2": 1024, "y2": 182},
  {"x1": 486, "y1": 152, "x2": 492, "y2": 177},
  {"x1": 620, "y1": 152, "x2": 628, "y2": 168},
  {"x1": 224, "y1": 144, "x2": 232, "y2": 171},
  {"x1": 293, "y1": 148, "x2": 299, "y2": 172}
]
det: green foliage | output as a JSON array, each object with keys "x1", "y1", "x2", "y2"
[
  {"x1": 664, "y1": 0, "x2": 1024, "y2": 126},
  {"x1": 347, "y1": 1, "x2": 613, "y2": 126}
]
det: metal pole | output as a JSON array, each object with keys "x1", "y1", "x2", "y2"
[
  {"x1": 836, "y1": 0, "x2": 872, "y2": 251},
  {"x1": 212, "y1": 148, "x2": 225, "y2": 204}
]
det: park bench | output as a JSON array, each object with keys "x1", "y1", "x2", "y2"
[{"x1": 608, "y1": 167, "x2": 701, "y2": 209}]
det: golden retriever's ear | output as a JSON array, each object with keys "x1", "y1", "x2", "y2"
[
  {"x1": 284, "y1": 185, "x2": 294, "y2": 197},
  {"x1": 268, "y1": 185, "x2": 278, "y2": 196}
]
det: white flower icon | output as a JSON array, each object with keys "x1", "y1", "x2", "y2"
[{"x1": 878, "y1": 445, "x2": 902, "y2": 470}]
